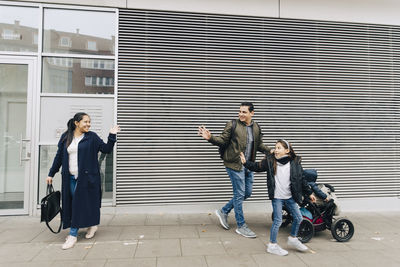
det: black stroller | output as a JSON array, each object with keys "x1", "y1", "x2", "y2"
[{"x1": 273, "y1": 170, "x2": 355, "y2": 243}]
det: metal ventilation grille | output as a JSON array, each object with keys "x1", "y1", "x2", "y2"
[{"x1": 117, "y1": 9, "x2": 400, "y2": 205}]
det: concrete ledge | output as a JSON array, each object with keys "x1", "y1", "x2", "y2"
[{"x1": 101, "y1": 197, "x2": 400, "y2": 214}]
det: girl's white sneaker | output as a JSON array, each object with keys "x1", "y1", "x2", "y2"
[
  {"x1": 85, "y1": 226, "x2": 98, "y2": 239},
  {"x1": 287, "y1": 236, "x2": 308, "y2": 251},
  {"x1": 267, "y1": 243, "x2": 288, "y2": 256},
  {"x1": 62, "y1": 235, "x2": 77, "y2": 250}
]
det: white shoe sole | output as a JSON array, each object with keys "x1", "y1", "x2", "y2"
[
  {"x1": 288, "y1": 244, "x2": 308, "y2": 252},
  {"x1": 235, "y1": 228, "x2": 257, "y2": 238},
  {"x1": 267, "y1": 248, "x2": 288, "y2": 256},
  {"x1": 215, "y1": 210, "x2": 229, "y2": 230},
  {"x1": 287, "y1": 241, "x2": 308, "y2": 251}
]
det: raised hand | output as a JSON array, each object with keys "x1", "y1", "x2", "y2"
[
  {"x1": 110, "y1": 125, "x2": 121, "y2": 134},
  {"x1": 197, "y1": 125, "x2": 211, "y2": 140}
]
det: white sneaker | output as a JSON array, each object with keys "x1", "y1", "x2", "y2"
[
  {"x1": 287, "y1": 236, "x2": 308, "y2": 251},
  {"x1": 267, "y1": 243, "x2": 288, "y2": 256},
  {"x1": 85, "y1": 226, "x2": 98, "y2": 239},
  {"x1": 62, "y1": 235, "x2": 77, "y2": 250}
]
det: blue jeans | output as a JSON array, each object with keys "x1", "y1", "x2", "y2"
[
  {"x1": 69, "y1": 175, "x2": 78, "y2": 237},
  {"x1": 270, "y1": 198, "x2": 303, "y2": 243},
  {"x1": 221, "y1": 167, "x2": 254, "y2": 227}
]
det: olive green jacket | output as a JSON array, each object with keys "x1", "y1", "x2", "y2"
[{"x1": 208, "y1": 119, "x2": 270, "y2": 171}]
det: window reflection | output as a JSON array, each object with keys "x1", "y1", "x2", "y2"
[
  {"x1": 43, "y1": 9, "x2": 115, "y2": 55},
  {"x1": 42, "y1": 57, "x2": 114, "y2": 94},
  {"x1": 0, "y1": 5, "x2": 39, "y2": 52}
]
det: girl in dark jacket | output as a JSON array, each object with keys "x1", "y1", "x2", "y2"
[
  {"x1": 240, "y1": 139, "x2": 315, "y2": 256},
  {"x1": 46, "y1": 112, "x2": 120, "y2": 249}
]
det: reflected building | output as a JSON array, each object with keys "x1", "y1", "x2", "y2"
[{"x1": 0, "y1": 20, "x2": 38, "y2": 52}]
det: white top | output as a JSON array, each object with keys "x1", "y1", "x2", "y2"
[
  {"x1": 67, "y1": 134, "x2": 85, "y2": 177},
  {"x1": 274, "y1": 161, "x2": 292, "y2": 199}
]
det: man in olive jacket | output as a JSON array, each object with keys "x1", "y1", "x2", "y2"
[{"x1": 198, "y1": 102, "x2": 270, "y2": 238}]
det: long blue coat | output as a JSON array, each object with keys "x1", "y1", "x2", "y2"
[{"x1": 48, "y1": 131, "x2": 116, "y2": 229}]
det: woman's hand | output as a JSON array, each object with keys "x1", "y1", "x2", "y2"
[
  {"x1": 110, "y1": 125, "x2": 121, "y2": 134},
  {"x1": 198, "y1": 125, "x2": 211, "y2": 140},
  {"x1": 46, "y1": 177, "x2": 53, "y2": 185},
  {"x1": 239, "y1": 152, "x2": 246, "y2": 164},
  {"x1": 309, "y1": 194, "x2": 316, "y2": 203}
]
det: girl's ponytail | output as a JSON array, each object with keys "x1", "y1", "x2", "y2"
[{"x1": 62, "y1": 112, "x2": 88, "y2": 147}]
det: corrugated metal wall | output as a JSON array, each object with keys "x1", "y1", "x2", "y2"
[{"x1": 117, "y1": 9, "x2": 400, "y2": 205}]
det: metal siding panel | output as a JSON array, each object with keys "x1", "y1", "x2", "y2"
[{"x1": 117, "y1": 9, "x2": 400, "y2": 205}]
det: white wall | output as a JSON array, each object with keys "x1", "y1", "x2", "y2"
[
  {"x1": 280, "y1": 0, "x2": 400, "y2": 25},
  {"x1": 126, "y1": 0, "x2": 279, "y2": 17},
  {"x1": 9, "y1": 0, "x2": 400, "y2": 26},
  {"x1": 5, "y1": 0, "x2": 126, "y2": 8}
]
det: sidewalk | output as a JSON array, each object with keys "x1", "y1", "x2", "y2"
[{"x1": 0, "y1": 211, "x2": 399, "y2": 267}]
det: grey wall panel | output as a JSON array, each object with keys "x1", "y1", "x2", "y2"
[{"x1": 118, "y1": 9, "x2": 400, "y2": 205}]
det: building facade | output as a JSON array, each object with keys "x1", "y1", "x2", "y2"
[{"x1": 0, "y1": 0, "x2": 399, "y2": 216}]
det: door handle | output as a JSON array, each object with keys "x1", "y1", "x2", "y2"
[{"x1": 19, "y1": 134, "x2": 31, "y2": 166}]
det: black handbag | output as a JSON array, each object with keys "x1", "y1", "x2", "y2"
[{"x1": 40, "y1": 184, "x2": 62, "y2": 234}]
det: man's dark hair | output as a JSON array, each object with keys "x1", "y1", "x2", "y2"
[{"x1": 240, "y1": 102, "x2": 254, "y2": 112}]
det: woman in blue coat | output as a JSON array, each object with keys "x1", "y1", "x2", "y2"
[{"x1": 46, "y1": 112, "x2": 120, "y2": 249}]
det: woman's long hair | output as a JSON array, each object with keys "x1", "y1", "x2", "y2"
[
  {"x1": 63, "y1": 112, "x2": 88, "y2": 147},
  {"x1": 273, "y1": 139, "x2": 297, "y2": 174}
]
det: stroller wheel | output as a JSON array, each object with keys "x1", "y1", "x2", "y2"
[
  {"x1": 271, "y1": 206, "x2": 292, "y2": 228},
  {"x1": 298, "y1": 219, "x2": 314, "y2": 243},
  {"x1": 331, "y1": 218, "x2": 354, "y2": 242}
]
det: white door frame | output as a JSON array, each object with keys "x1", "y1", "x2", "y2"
[{"x1": 0, "y1": 55, "x2": 37, "y2": 215}]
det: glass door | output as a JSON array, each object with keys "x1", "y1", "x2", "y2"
[{"x1": 0, "y1": 57, "x2": 35, "y2": 215}]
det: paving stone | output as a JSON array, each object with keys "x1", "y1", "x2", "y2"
[
  {"x1": 90, "y1": 226, "x2": 123, "y2": 242},
  {"x1": 181, "y1": 238, "x2": 226, "y2": 256},
  {"x1": 157, "y1": 256, "x2": 207, "y2": 267},
  {"x1": 220, "y1": 236, "x2": 266, "y2": 255},
  {"x1": 31, "y1": 228, "x2": 70, "y2": 243},
  {"x1": 134, "y1": 239, "x2": 181, "y2": 257},
  {"x1": 119, "y1": 226, "x2": 160, "y2": 240},
  {"x1": 341, "y1": 250, "x2": 400, "y2": 267},
  {"x1": 0, "y1": 211, "x2": 399, "y2": 267},
  {"x1": 85, "y1": 240, "x2": 137, "y2": 259},
  {"x1": 0, "y1": 243, "x2": 46, "y2": 263},
  {"x1": 206, "y1": 254, "x2": 258, "y2": 267},
  {"x1": 145, "y1": 213, "x2": 180, "y2": 225},
  {"x1": 105, "y1": 258, "x2": 156, "y2": 267},
  {"x1": 178, "y1": 213, "x2": 214, "y2": 225},
  {"x1": 32, "y1": 243, "x2": 91, "y2": 261},
  {"x1": 160, "y1": 225, "x2": 199, "y2": 239},
  {"x1": 196, "y1": 224, "x2": 238, "y2": 238},
  {"x1": 109, "y1": 214, "x2": 147, "y2": 226},
  {"x1": 3, "y1": 216, "x2": 43, "y2": 229},
  {"x1": 51, "y1": 259, "x2": 107, "y2": 267},
  {"x1": 0, "y1": 261, "x2": 54, "y2": 267},
  {"x1": 251, "y1": 252, "x2": 307, "y2": 267},
  {"x1": 100, "y1": 214, "x2": 115, "y2": 226},
  {"x1": 0, "y1": 227, "x2": 44, "y2": 243},
  {"x1": 295, "y1": 251, "x2": 355, "y2": 267}
]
